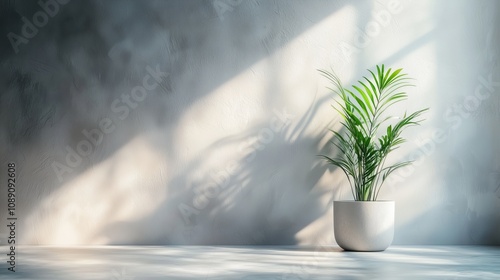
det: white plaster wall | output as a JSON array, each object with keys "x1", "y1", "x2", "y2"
[{"x1": 0, "y1": 0, "x2": 499, "y2": 245}]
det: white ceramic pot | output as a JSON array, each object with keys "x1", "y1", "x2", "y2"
[{"x1": 334, "y1": 200, "x2": 394, "y2": 251}]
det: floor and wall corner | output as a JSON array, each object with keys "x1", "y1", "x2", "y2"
[{"x1": 0, "y1": 0, "x2": 499, "y2": 279}]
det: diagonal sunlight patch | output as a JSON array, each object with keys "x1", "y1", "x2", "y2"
[{"x1": 22, "y1": 135, "x2": 168, "y2": 245}]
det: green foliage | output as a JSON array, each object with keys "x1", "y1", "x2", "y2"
[{"x1": 319, "y1": 65, "x2": 428, "y2": 201}]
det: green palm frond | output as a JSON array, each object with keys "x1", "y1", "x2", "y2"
[{"x1": 320, "y1": 65, "x2": 428, "y2": 201}]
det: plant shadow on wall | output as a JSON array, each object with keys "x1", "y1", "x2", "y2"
[
  {"x1": 94, "y1": 99, "x2": 343, "y2": 245},
  {"x1": 0, "y1": 0, "x2": 353, "y2": 245}
]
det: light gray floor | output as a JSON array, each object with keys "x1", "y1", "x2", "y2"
[{"x1": 1, "y1": 246, "x2": 499, "y2": 279}]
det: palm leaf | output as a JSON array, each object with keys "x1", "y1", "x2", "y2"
[{"x1": 319, "y1": 65, "x2": 428, "y2": 201}]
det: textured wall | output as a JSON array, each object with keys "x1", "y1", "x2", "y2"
[{"x1": 0, "y1": 0, "x2": 499, "y2": 245}]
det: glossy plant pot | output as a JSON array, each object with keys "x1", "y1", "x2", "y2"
[{"x1": 334, "y1": 200, "x2": 394, "y2": 251}]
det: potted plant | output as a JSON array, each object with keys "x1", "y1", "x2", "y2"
[{"x1": 319, "y1": 65, "x2": 428, "y2": 251}]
